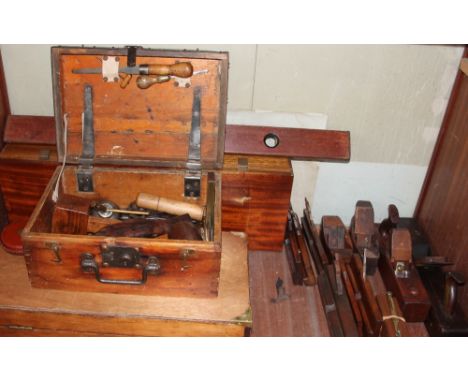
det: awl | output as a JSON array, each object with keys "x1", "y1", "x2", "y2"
[{"x1": 73, "y1": 62, "x2": 193, "y2": 78}]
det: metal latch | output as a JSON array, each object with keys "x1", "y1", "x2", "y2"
[
  {"x1": 77, "y1": 84, "x2": 95, "y2": 192},
  {"x1": 184, "y1": 87, "x2": 202, "y2": 198},
  {"x1": 101, "y1": 246, "x2": 141, "y2": 268}
]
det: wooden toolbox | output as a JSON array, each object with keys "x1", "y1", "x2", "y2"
[
  {"x1": 22, "y1": 46, "x2": 228, "y2": 298},
  {"x1": 0, "y1": 232, "x2": 251, "y2": 336}
]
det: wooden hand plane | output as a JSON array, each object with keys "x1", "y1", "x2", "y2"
[{"x1": 378, "y1": 205, "x2": 431, "y2": 322}]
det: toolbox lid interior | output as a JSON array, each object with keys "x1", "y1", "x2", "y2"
[{"x1": 52, "y1": 47, "x2": 228, "y2": 170}]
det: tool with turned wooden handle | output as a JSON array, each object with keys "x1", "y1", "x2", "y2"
[
  {"x1": 136, "y1": 75, "x2": 171, "y2": 89},
  {"x1": 136, "y1": 193, "x2": 204, "y2": 221},
  {"x1": 73, "y1": 62, "x2": 194, "y2": 77}
]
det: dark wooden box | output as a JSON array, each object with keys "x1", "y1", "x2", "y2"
[{"x1": 22, "y1": 46, "x2": 228, "y2": 298}]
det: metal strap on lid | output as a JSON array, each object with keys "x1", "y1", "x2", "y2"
[
  {"x1": 126, "y1": 46, "x2": 139, "y2": 67},
  {"x1": 77, "y1": 84, "x2": 95, "y2": 192},
  {"x1": 184, "y1": 87, "x2": 202, "y2": 198},
  {"x1": 81, "y1": 85, "x2": 95, "y2": 162},
  {"x1": 187, "y1": 86, "x2": 201, "y2": 169}
]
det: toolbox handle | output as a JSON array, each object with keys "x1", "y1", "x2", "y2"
[{"x1": 80, "y1": 253, "x2": 161, "y2": 285}]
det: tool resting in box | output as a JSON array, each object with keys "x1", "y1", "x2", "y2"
[{"x1": 22, "y1": 46, "x2": 228, "y2": 298}]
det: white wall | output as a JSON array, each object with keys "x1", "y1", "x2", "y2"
[{"x1": 0, "y1": 44, "x2": 463, "y2": 222}]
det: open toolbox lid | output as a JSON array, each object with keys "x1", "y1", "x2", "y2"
[{"x1": 52, "y1": 46, "x2": 228, "y2": 170}]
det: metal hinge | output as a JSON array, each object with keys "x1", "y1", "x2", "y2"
[{"x1": 184, "y1": 87, "x2": 202, "y2": 198}]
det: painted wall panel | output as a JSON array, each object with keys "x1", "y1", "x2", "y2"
[
  {"x1": 312, "y1": 161, "x2": 428, "y2": 223},
  {"x1": 253, "y1": 45, "x2": 463, "y2": 166}
]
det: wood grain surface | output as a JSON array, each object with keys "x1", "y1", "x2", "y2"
[
  {"x1": 367, "y1": 257, "x2": 428, "y2": 336},
  {"x1": 222, "y1": 155, "x2": 293, "y2": 251},
  {"x1": 23, "y1": 165, "x2": 222, "y2": 298},
  {"x1": 415, "y1": 48, "x2": 468, "y2": 316},
  {"x1": 225, "y1": 124, "x2": 350, "y2": 161},
  {"x1": 0, "y1": 232, "x2": 250, "y2": 336},
  {"x1": 1, "y1": 114, "x2": 351, "y2": 162},
  {"x1": 0, "y1": 158, "x2": 56, "y2": 223},
  {"x1": 249, "y1": 249, "x2": 329, "y2": 336},
  {"x1": 53, "y1": 48, "x2": 228, "y2": 169},
  {"x1": 4, "y1": 116, "x2": 56, "y2": 145}
]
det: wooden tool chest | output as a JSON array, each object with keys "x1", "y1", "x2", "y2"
[
  {"x1": 0, "y1": 232, "x2": 250, "y2": 336},
  {"x1": 22, "y1": 46, "x2": 228, "y2": 298}
]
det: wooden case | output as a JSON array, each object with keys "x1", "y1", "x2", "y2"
[
  {"x1": 22, "y1": 46, "x2": 228, "y2": 298},
  {"x1": 222, "y1": 155, "x2": 293, "y2": 251}
]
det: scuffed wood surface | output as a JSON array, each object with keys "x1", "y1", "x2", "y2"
[
  {"x1": 249, "y1": 249, "x2": 329, "y2": 336},
  {"x1": 0, "y1": 232, "x2": 250, "y2": 336}
]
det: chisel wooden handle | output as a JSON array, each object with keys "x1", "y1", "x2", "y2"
[
  {"x1": 136, "y1": 193, "x2": 204, "y2": 221},
  {"x1": 144, "y1": 62, "x2": 193, "y2": 77}
]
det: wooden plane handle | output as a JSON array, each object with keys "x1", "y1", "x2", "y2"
[
  {"x1": 136, "y1": 193, "x2": 204, "y2": 221},
  {"x1": 147, "y1": 62, "x2": 193, "y2": 77}
]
